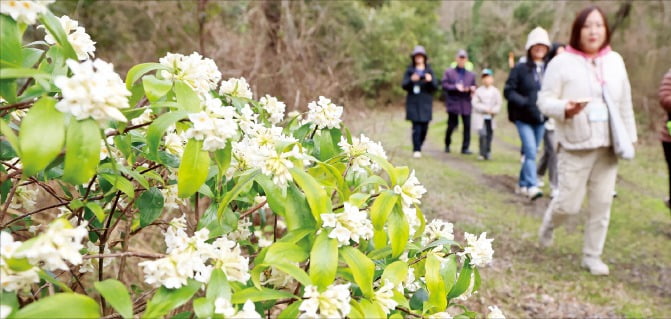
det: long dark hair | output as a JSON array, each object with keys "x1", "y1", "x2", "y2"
[{"x1": 569, "y1": 6, "x2": 611, "y2": 52}]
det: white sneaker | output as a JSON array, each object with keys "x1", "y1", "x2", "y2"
[
  {"x1": 527, "y1": 186, "x2": 543, "y2": 200},
  {"x1": 581, "y1": 255, "x2": 610, "y2": 276},
  {"x1": 515, "y1": 186, "x2": 528, "y2": 196},
  {"x1": 477, "y1": 155, "x2": 485, "y2": 160},
  {"x1": 537, "y1": 180, "x2": 545, "y2": 187},
  {"x1": 412, "y1": 151, "x2": 422, "y2": 158}
]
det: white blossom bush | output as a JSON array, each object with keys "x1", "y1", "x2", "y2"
[{"x1": 0, "y1": 3, "x2": 503, "y2": 319}]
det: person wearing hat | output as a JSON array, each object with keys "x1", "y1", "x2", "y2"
[
  {"x1": 402, "y1": 45, "x2": 438, "y2": 158},
  {"x1": 442, "y1": 49, "x2": 477, "y2": 154},
  {"x1": 471, "y1": 69, "x2": 502, "y2": 160},
  {"x1": 504, "y1": 26, "x2": 552, "y2": 200}
]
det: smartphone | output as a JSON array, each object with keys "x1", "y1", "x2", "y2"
[{"x1": 574, "y1": 98, "x2": 591, "y2": 107}]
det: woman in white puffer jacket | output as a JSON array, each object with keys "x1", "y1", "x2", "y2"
[{"x1": 537, "y1": 6, "x2": 637, "y2": 276}]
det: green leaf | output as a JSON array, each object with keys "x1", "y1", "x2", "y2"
[
  {"x1": 370, "y1": 190, "x2": 398, "y2": 230},
  {"x1": 174, "y1": 80, "x2": 201, "y2": 113},
  {"x1": 177, "y1": 139, "x2": 210, "y2": 198},
  {"x1": 315, "y1": 128, "x2": 338, "y2": 161},
  {"x1": 5, "y1": 257, "x2": 32, "y2": 272},
  {"x1": 315, "y1": 162, "x2": 349, "y2": 201},
  {"x1": 289, "y1": 167, "x2": 331, "y2": 224},
  {"x1": 267, "y1": 242, "x2": 309, "y2": 264},
  {"x1": 367, "y1": 246, "x2": 392, "y2": 260},
  {"x1": 381, "y1": 261, "x2": 408, "y2": 287},
  {"x1": 94, "y1": 279, "x2": 133, "y2": 319},
  {"x1": 145, "y1": 110, "x2": 188, "y2": 160},
  {"x1": 85, "y1": 202, "x2": 106, "y2": 222},
  {"x1": 368, "y1": 154, "x2": 398, "y2": 185},
  {"x1": 272, "y1": 262, "x2": 311, "y2": 287},
  {"x1": 192, "y1": 297, "x2": 212, "y2": 319},
  {"x1": 231, "y1": 287, "x2": 296, "y2": 304},
  {"x1": 278, "y1": 228, "x2": 313, "y2": 244},
  {"x1": 100, "y1": 174, "x2": 135, "y2": 199},
  {"x1": 63, "y1": 119, "x2": 100, "y2": 185},
  {"x1": 388, "y1": 206, "x2": 409, "y2": 258},
  {"x1": 206, "y1": 269, "x2": 231, "y2": 301},
  {"x1": 217, "y1": 169, "x2": 260, "y2": 217},
  {"x1": 309, "y1": 231, "x2": 338, "y2": 290},
  {"x1": 18, "y1": 97, "x2": 65, "y2": 176},
  {"x1": 0, "y1": 119, "x2": 20, "y2": 156},
  {"x1": 142, "y1": 279, "x2": 201, "y2": 319},
  {"x1": 213, "y1": 142, "x2": 232, "y2": 176},
  {"x1": 409, "y1": 288, "x2": 428, "y2": 310},
  {"x1": 442, "y1": 254, "x2": 458, "y2": 295},
  {"x1": 447, "y1": 261, "x2": 473, "y2": 300},
  {"x1": 277, "y1": 301, "x2": 301, "y2": 319},
  {"x1": 255, "y1": 175, "x2": 315, "y2": 231},
  {"x1": 0, "y1": 15, "x2": 22, "y2": 68},
  {"x1": 13, "y1": 293, "x2": 100, "y2": 319},
  {"x1": 39, "y1": 11, "x2": 78, "y2": 60},
  {"x1": 340, "y1": 246, "x2": 375, "y2": 298},
  {"x1": 425, "y1": 253, "x2": 447, "y2": 312},
  {"x1": 358, "y1": 299, "x2": 387, "y2": 319},
  {"x1": 136, "y1": 187, "x2": 164, "y2": 227},
  {"x1": 142, "y1": 75, "x2": 173, "y2": 103},
  {"x1": 0, "y1": 68, "x2": 50, "y2": 79},
  {"x1": 0, "y1": 291, "x2": 18, "y2": 316},
  {"x1": 125, "y1": 63, "x2": 169, "y2": 90}
]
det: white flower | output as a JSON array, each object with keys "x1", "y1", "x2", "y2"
[
  {"x1": 403, "y1": 205, "x2": 421, "y2": 238},
  {"x1": 159, "y1": 52, "x2": 221, "y2": 97},
  {"x1": 42, "y1": 15, "x2": 95, "y2": 60},
  {"x1": 374, "y1": 280, "x2": 398, "y2": 314},
  {"x1": 219, "y1": 77, "x2": 253, "y2": 99},
  {"x1": 260, "y1": 265, "x2": 295, "y2": 288},
  {"x1": 393, "y1": 170, "x2": 426, "y2": 206},
  {"x1": 8, "y1": 186, "x2": 38, "y2": 211},
  {"x1": 257, "y1": 147, "x2": 294, "y2": 190},
  {"x1": 259, "y1": 95, "x2": 286, "y2": 124},
  {"x1": 299, "y1": 284, "x2": 351, "y2": 318},
  {"x1": 131, "y1": 108, "x2": 153, "y2": 126},
  {"x1": 254, "y1": 230, "x2": 273, "y2": 248},
  {"x1": 338, "y1": 134, "x2": 387, "y2": 173},
  {"x1": 306, "y1": 96, "x2": 343, "y2": 129},
  {"x1": 161, "y1": 184, "x2": 188, "y2": 211},
  {"x1": 488, "y1": 305, "x2": 506, "y2": 319},
  {"x1": 0, "y1": 0, "x2": 53, "y2": 25},
  {"x1": 214, "y1": 299, "x2": 261, "y2": 319},
  {"x1": 79, "y1": 241, "x2": 111, "y2": 273},
  {"x1": 428, "y1": 311, "x2": 453, "y2": 319},
  {"x1": 1, "y1": 304, "x2": 13, "y2": 318},
  {"x1": 460, "y1": 232, "x2": 494, "y2": 267},
  {"x1": 402, "y1": 267, "x2": 420, "y2": 292},
  {"x1": 164, "y1": 132, "x2": 186, "y2": 157},
  {"x1": 208, "y1": 237, "x2": 250, "y2": 284},
  {"x1": 185, "y1": 106, "x2": 238, "y2": 152},
  {"x1": 55, "y1": 59, "x2": 130, "y2": 122},
  {"x1": 0, "y1": 232, "x2": 40, "y2": 292},
  {"x1": 139, "y1": 255, "x2": 188, "y2": 289},
  {"x1": 421, "y1": 219, "x2": 455, "y2": 247},
  {"x1": 14, "y1": 218, "x2": 87, "y2": 271},
  {"x1": 227, "y1": 219, "x2": 252, "y2": 241},
  {"x1": 321, "y1": 202, "x2": 373, "y2": 247}
]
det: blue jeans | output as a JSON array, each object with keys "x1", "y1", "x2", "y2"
[{"x1": 515, "y1": 121, "x2": 545, "y2": 188}]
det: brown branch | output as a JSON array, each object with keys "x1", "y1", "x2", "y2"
[
  {"x1": 396, "y1": 306, "x2": 424, "y2": 318},
  {"x1": 83, "y1": 251, "x2": 165, "y2": 260},
  {"x1": 105, "y1": 121, "x2": 153, "y2": 137},
  {"x1": 0, "y1": 100, "x2": 34, "y2": 112},
  {"x1": 239, "y1": 200, "x2": 268, "y2": 219},
  {"x1": 1, "y1": 202, "x2": 69, "y2": 229},
  {"x1": 0, "y1": 181, "x2": 18, "y2": 225}
]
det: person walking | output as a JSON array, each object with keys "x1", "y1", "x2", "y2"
[
  {"x1": 537, "y1": 7, "x2": 637, "y2": 275},
  {"x1": 504, "y1": 27, "x2": 552, "y2": 200},
  {"x1": 402, "y1": 45, "x2": 438, "y2": 158},
  {"x1": 659, "y1": 68, "x2": 671, "y2": 209},
  {"x1": 471, "y1": 69, "x2": 502, "y2": 160},
  {"x1": 442, "y1": 49, "x2": 477, "y2": 154},
  {"x1": 537, "y1": 42, "x2": 566, "y2": 197}
]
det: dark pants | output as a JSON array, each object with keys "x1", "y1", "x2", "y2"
[
  {"x1": 411, "y1": 121, "x2": 429, "y2": 152},
  {"x1": 478, "y1": 119, "x2": 493, "y2": 158},
  {"x1": 537, "y1": 129, "x2": 558, "y2": 189},
  {"x1": 664, "y1": 141, "x2": 671, "y2": 201},
  {"x1": 445, "y1": 112, "x2": 470, "y2": 152}
]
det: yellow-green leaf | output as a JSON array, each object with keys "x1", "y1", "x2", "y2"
[
  {"x1": 309, "y1": 231, "x2": 338, "y2": 290},
  {"x1": 63, "y1": 119, "x2": 100, "y2": 185},
  {"x1": 177, "y1": 139, "x2": 210, "y2": 198},
  {"x1": 18, "y1": 97, "x2": 65, "y2": 176}
]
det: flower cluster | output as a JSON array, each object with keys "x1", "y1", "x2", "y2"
[
  {"x1": 460, "y1": 232, "x2": 494, "y2": 267},
  {"x1": 306, "y1": 96, "x2": 343, "y2": 129},
  {"x1": 16, "y1": 218, "x2": 88, "y2": 272},
  {"x1": 299, "y1": 283, "x2": 351, "y2": 318},
  {"x1": 184, "y1": 96, "x2": 238, "y2": 151},
  {"x1": 421, "y1": 219, "x2": 455, "y2": 246},
  {"x1": 259, "y1": 95, "x2": 286, "y2": 124},
  {"x1": 0, "y1": 232, "x2": 40, "y2": 292},
  {"x1": 54, "y1": 59, "x2": 130, "y2": 122},
  {"x1": 488, "y1": 305, "x2": 506, "y2": 319},
  {"x1": 321, "y1": 202, "x2": 373, "y2": 247},
  {"x1": 374, "y1": 280, "x2": 399, "y2": 314},
  {"x1": 338, "y1": 134, "x2": 387, "y2": 173},
  {"x1": 42, "y1": 15, "x2": 95, "y2": 60},
  {"x1": 8, "y1": 185, "x2": 38, "y2": 211},
  {"x1": 0, "y1": 0, "x2": 54, "y2": 25},
  {"x1": 139, "y1": 216, "x2": 250, "y2": 289},
  {"x1": 214, "y1": 299, "x2": 261, "y2": 318},
  {"x1": 159, "y1": 52, "x2": 221, "y2": 97},
  {"x1": 394, "y1": 170, "x2": 427, "y2": 206},
  {"x1": 219, "y1": 77, "x2": 253, "y2": 99}
]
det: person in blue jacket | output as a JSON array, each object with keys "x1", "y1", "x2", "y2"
[{"x1": 402, "y1": 45, "x2": 438, "y2": 158}]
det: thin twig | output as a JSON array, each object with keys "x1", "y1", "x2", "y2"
[
  {"x1": 0, "y1": 182, "x2": 18, "y2": 224},
  {"x1": 0, "y1": 100, "x2": 34, "y2": 112},
  {"x1": 2, "y1": 202, "x2": 70, "y2": 229},
  {"x1": 396, "y1": 306, "x2": 424, "y2": 318},
  {"x1": 105, "y1": 121, "x2": 153, "y2": 137},
  {"x1": 83, "y1": 251, "x2": 165, "y2": 260},
  {"x1": 239, "y1": 200, "x2": 268, "y2": 219}
]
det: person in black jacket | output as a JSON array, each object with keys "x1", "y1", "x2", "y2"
[
  {"x1": 402, "y1": 45, "x2": 438, "y2": 158},
  {"x1": 504, "y1": 27, "x2": 552, "y2": 200}
]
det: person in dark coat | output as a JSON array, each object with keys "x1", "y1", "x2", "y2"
[
  {"x1": 402, "y1": 45, "x2": 438, "y2": 158},
  {"x1": 442, "y1": 49, "x2": 477, "y2": 154},
  {"x1": 504, "y1": 27, "x2": 551, "y2": 200}
]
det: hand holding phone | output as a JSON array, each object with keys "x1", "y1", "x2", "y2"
[{"x1": 565, "y1": 98, "x2": 590, "y2": 118}]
